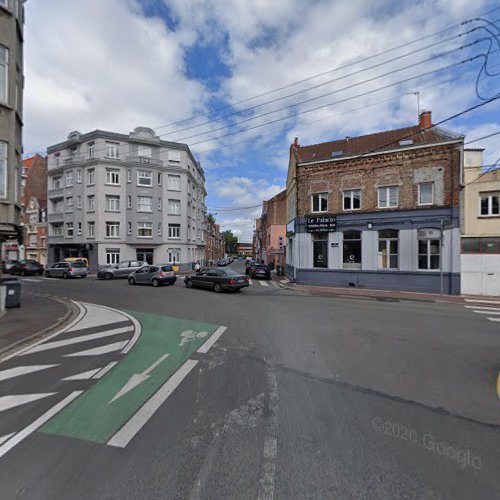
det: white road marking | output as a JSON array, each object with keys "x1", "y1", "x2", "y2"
[
  {"x1": 109, "y1": 353, "x2": 170, "y2": 404},
  {"x1": 0, "y1": 433, "x2": 15, "y2": 446},
  {"x1": 20, "y1": 327, "x2": 132, "y2": 355},
  {"x1": 107, "y1": 359, "x2": 198, "y2": 448},
  {"x1": 0, "y1": 364, "x2": 58, "y2": 382},
  {"x1": 0, "y1": 391, "x2": 83, "y2": 459},
  {"x1": 197, "y1": 326, "x2": 227, "y2": 354},
  {"x1": 471, "y1": 310, "x2": 500, "y2": 316},
  {"x1": 93, "y1": 361, "x2": 118, "y2": 379},
  {"x1": 280, "y1": 279, "x2": 289, "y2": 284},
  {"x1": 21, "y1": 278, "x2": 42, "y2": 283},
  {"x1": 62, "y1": 368, "x2": 103, "y2": 381},
  {"x1": 0, "y1": 393, "x2": 57, "y2": 413},
  {"x1": 465, "y1": 305, "x2": 500, "y2": 312},
  {"x1": 248, "y1": 279, "x2": 253, "y2": 285},
  {"x1": 465, "y1": 299, "x2": 500, "y2": 305},
  {"x1": 269, "y1": 281, "x2": 279, "y2": 289},
  {"x1": 260, "y1": 281, "x2": 270, "y2": 287},
  {"x1": 65, "y1": 340, "x2": 128, "y2": 357},
  {"x1": 67, "y1": 303, "x2": 129, "y2": 332},
  {"x1": 487, "y1": 317, "x2": 500, "y2": 322}
]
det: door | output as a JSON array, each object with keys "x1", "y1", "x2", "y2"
[
  {"x1": 204, "y1": 269, "x2": 219, "y2": 288},
  {"x1": 136, "y1": 249, "x2": 154, "y2": 265},
  {"x1": 313, "y1": 240, "x2": 328, "y2": 268},
  {"x1": 134, "y1": 265, "x2": 150, "y2": 283},
  {"x1": 116, "y1": 261, "x2": 131, "y2": 277}
]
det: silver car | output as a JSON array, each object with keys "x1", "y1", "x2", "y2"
[
  {"x1": 45, "y1": 261, "x2": 89, "y2": 279},
  {"x1": 97, "y1": 260, "x2": 147, "y2": 279},
  {"x1": 128, "y1": 264, "x2": 176, "y2": 287}
]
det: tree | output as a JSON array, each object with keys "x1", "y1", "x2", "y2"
[
  {"x1": 207, "y1": 213, "x2": 216, "y2": 224},
  {"x1": 222, "y1": 230, "x2": 238, "y2": 254}
]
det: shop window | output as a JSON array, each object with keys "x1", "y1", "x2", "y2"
[
  {"x1": 378, "y1": 229, "x2": 398, "y2": 269},
  {"x1": 418, "y1": 229, "x2": 440, "y2": 269},
  {"x1": 313, "y1": 234, "x2": 328, "y2": 268},
  {"x1": 343, "y1": 230, "x2": 361, "y2": 269}
]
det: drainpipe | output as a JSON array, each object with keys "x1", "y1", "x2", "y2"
[{"x1": 440, "y1": 218, "x2": 444, "y2": 294}]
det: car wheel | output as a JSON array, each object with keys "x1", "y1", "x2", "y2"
[
  {"x1": 152, "y1": 278, "x2": 160, "y2": 287},
  {"x1": 185, "y1": 279, "x2": 193, "y2": 288},
  {"x1": 82, "y1": 275, "x2": 87, "y2": 278},
  {"x1": 45, "y1": 271, "x2": 50, "y2": 278},
  {"x1": 62, "y1": 272, "x2": 68, "y2": 279},
  {"x1": 128, "y1": 277, "x2": 136, "y2": 285},
  {"x1": 104, "y1": 272, "x2": 113, "y2": 280},
  {"x1": 214, "y1": 282, "x2": 222, "y2": 293}
]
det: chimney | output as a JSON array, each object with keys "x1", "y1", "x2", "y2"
[
  {"x1": 419, "y1": 110, "x2": 432, "y2": 129},
  {"x1": 294, "y1": 137, "x2": 299, "y2": 146}
]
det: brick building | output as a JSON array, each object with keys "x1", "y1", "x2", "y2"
[
  {"x1": 205, "y1": 220, "x2": 224, "y2": 264},
  {"x1": 285, "y1": 111, "x2": 463, "y2": 294},
  {"x1": 257, "y1": 190, "x2": 286, "y2": 267},
  {"x1": 236, "y1": 242, "x2": 253, "y2": 257}
]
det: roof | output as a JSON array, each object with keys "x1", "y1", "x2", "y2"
[{"x1": 295, "y1": 125, "x2": 463, "y2": 164}]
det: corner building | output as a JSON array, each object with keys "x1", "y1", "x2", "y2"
[
  {"x1": 46, "y1": 127, "x2": 206, "y2": 271},
  {"x1": 286, "y1": 111, "x2": 463, "y2": 294}
]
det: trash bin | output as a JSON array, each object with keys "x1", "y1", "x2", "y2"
[{"x1": 3, "y1": 278, "x2": 21, "y2": 308}]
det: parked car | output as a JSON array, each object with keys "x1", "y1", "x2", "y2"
[
  {"x1": 97, "y1": 260, "x2": 147, "y2": 279},
  {"x1": 184, "y1": 267, "x2": 249, "y2": 293},
  {"x1": 128, "y1": 264, "x2": 176, "y2": 287},
  {"x1": 217, "y1": 259, "x2": 227, "y2": 266},
  {"x1": 250, "y1": 264, "x2": 271, "y2": 280},
  {"x1": 245, "y1": 260, "x2": 256, "y2": 275},
  {"x1": 10, "y1": 260, "x2": 44, "y2": 276},
  {"x1": 45, "y1": 261, "x2": 89, "y2": 278},
  {"x1": 2, "y1": 259, "x2": 18, "y2": 273}
]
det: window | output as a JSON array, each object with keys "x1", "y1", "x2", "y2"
[
  {"x1": 105, "y1": 195, "x2": 120, "y2": 212},
  {"x1": 158, "y1": 197, "x2": 162, "y2": 210},
  {"x1": 65, "y1": 170, "x2": 73, "y2": 187},
  {"x1": 105, "y1": 221, "x2": 120, "y2": 238},
  {"x1": 158, "y1": 222, "x2": 162, "y2": 235},
  {"x1": 168, "y1": 199, "x2": 181, "y2": 215},
  {"x1": 168, "y1": 224, "x2": 180, "y2": 239},
  {"x1": 343, "y1": 230, "x2": 362, "y2": 269},
  {"x1": 77, "y1": 222, "x2": 82, "y2": 235},
  {"x1": 139, "y1": 145, "x2": 152, "y2": 158},
  {"x1": 87, "y1": 195, "x2": 95, "y2": 212},
  {"x1": 480, "y1": 192, "x2": 500, "y2": 216},
  {"x1": 105, "y1": 142, "x2": 119, "y2": 159},
  {"x1": 65, "y1": 197, "x2": 74, "y2": 213},
  {"x1": 127, "y1": 222, "x2": 132, "y2": 235},
  {"x1": 52, "y1": 200, "x2": 63, "y2": 213},
  {"x1": 87, "y1": 222, "x2": 95, "y2": 238},
  {"x1": 168, "y1": 174, "x2": 181, "y2": 191},
  {"x1": 137, "y1": 196, "x2": 153, "y2": 212},
  {"x1": 50, "y1": 223, "x2": 63, "y2": 237},
  {"x1": 168, "y1": 150, "x2": 181, "y2": 165},
  {"x1": 106, "y1": 250, "x2": 120, "y2": 265},
  {"x1": 331, "y1": 150, "x2": 343, "y2": 157},
  {"x1": 127, "y1": 169, "x2": 132, "y2": 183},
  {"x1": 87, "y1": 169, "x2": 95, "y2": 185},
  {"x1": 55, "y1": 153, "x2": 60, "y2": 168},
  {"x1": 70, "y1": 146, "x2": 78, "y2": 157},
  {"x1": 138, "y1": 222, "x2": 153, "y2": 238},
  {"x1": 76, "y1": 195, "x2": 82, "y2": 209},
  {"x1": 0, "y1": 141, "x2": 6, "y2": 197},
  {"x1": 418, "y1": 182, "x2": 434, "y2": 205},
  {"x1": 418, "y1": 229, "x2": 440, "y2": 270},
  {"x1": 106, "y1": 169, "x2": 120, "y2": 185},
  {"x1": 311, "y1": 192, "x2": 328, "y2": 213},
  {"x1": 66, "y1": 222, "x2": 74, "y2": 238},
  {"x1": 88, "y1": 143, "x2": 95, "y2": 159},
  {"x1": 77, "y1": 170, "x2": 82, "y2": 183},
  {"x1": 378, "y1": 186, "x2": 398, "y2": 208},
  {"x1": 127, "y1": 195, "x2": 131, "y2": 209},
  {"x1": 137, "y1": 170, "x2": 152, "y2": 186},
  {"x1": 343, "y1": 189, "x2": 361, "y2": 211},
  {"x1": 157, "y1": 172, "x2": 162, "y2": 185},
  {"x1": 52, "y1": 176, "x2": 62, "y2": 189},
  {"x1": 0, "y1": 45, "x2": 8, "y2": 103},
  {"x1": 167, "y1": 248, "x2": 181, "y2": 263},
  {"x1": 378, "y1": 229, "x2": 399, "y2": 269}
]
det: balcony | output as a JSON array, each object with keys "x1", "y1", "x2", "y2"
[
  {"x1": 125, "y1": 155, "x2": 163, "y2": 167},
  {"x1": 48, "y1": 212, "x2": 64, "y2": 222},
  {"x1": 48, "y1": 187, "x2": 64, "y2": 198},
  {"x1": 64, "y1": 155, "x2": 86, "y2": 165}
]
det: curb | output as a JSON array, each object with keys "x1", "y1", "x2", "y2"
[
  {"x1": 0, "y1": 294, "x2": 80, "y2": 361},
  {"x1": 497, "y1": 372, "x2": 500, "y2": 403}
]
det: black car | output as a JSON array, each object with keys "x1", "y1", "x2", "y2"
[
  {"x1": 184, "y1": 267, "x2": 249, "y2": 293},
  {"x1": 250, "y1": 264, "x2": 271, "y2": 280},
  {"x1": 10, "y1": 259, "x2": 44, "y2": 276},
  {"x1": 245, "y1": 260, "x2": 256, "y2": 275}
]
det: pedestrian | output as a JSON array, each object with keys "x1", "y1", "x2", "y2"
[{"x1": 195, "y1": 260, "x2": 201, "y2": 273}]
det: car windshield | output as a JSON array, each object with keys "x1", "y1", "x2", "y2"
[
  {"x1": 71, "y1": 262, "x2": 87, "y2": 268},
  {"x1": 161, "y1": 266, "x2": 173, "y2": 272}
]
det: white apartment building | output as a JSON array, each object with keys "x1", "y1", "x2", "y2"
[{"x1": 46, "y1": 127, "x2": 206, "y2": 270}]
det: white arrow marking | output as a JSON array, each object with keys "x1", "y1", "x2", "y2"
[
  {"x1": 65, "y1": 340, "x2": 128, "y2": 357},
  {"x1": 0, "y1": 393, "x2": 57, "y2": 413},
  {"x1": 109, "y1": 353, "x2": 170, "y2": 404},
  {"x1": 0, "y1": 433, "x2": 15, "y2": 446},
  {"x1": 0, "y1": 364, "x2": 59, "y2": 382},
  {"x1": 62, "y1": 367, "x2": 103, "y2": 381}
]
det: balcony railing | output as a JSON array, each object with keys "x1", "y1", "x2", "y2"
[
  {"x1": 64, "y1": 155, "x2": 86, "y2": 165},
  {"x1": 48, "y1": 187, "x2": 64, "y2": 198},
  {"x1": 125, "y1": 155, "x2": 163, "y2": 166},
  {"x1": 48, "y1": 212, "x2": 64, "y2": 221}
]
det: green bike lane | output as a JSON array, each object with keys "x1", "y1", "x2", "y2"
[{"x1": 40, "y1": 309, "x2": 225, "y2": 445}]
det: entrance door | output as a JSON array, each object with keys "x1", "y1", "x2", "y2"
[
  {"x1": 313, "y1": 240, "x2": 328, "y2": 268},
  {"x1": 136, "y1": 249, "x2": 154, "y2": 265}
]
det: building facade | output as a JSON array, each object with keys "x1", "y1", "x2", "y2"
[
  {"x1": 205, "y1": 220, "x2": 224, "y2": 264},
  {"x1": 46, "y1": 128, "x2": 206, "y2": 271},
  {"x1": 0, "y1": 1, "x2": 24, "y2": 258},
  {"x1": 258, "y1": 190, "x2": 286, "y2": 267},
  {"x1": 461, "y1": 149, "x2": 500, "y2": 296},
  {"x1": 236, "y1": 242, "x2": 253, "y2": 257},
  {"x1": 286, "y1": 111, "x2": 463, "y2": 294}
]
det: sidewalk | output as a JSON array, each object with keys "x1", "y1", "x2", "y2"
[{"x1": 0, "y1": 292, "x2": 76, "y2": 356}]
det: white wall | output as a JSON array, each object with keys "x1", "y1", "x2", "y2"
[{"x1": 461, "y1": 254, "x2": 500, "y2": 296}]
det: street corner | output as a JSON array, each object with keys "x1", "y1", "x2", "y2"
[{"x1": 39, "y1": 308, "x2": 227, "y2": 448}]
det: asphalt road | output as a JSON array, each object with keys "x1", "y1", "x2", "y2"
[{"x1": 0, "y1": 262, "x2": 499, "y2": 499}]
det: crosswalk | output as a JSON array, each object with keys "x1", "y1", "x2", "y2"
[{"x1": 464, "y1": 298, "x2": 500, "y2": 324}]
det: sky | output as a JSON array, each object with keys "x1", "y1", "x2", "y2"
[{"x1": 23, "y1": 0, "x2": 500, "y2": 241}]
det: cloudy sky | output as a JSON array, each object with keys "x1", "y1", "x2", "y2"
[{"x1": 23, "y1": 0, "x2": 500, "y2": 241}]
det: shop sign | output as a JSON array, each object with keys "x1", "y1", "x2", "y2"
[{"x1": 306, "y1": 215, "x2": 337, "y2": 233}]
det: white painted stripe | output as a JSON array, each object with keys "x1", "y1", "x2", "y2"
[
  {"x1": 197, "y1": 326, "x2": 227, "y2": 354},
  {"x1": 21, "y1": 327, "x2": 132, "y2": 355},
  {"x1": 0, "y1": 391, "x2": 83, "y2": 459},
  {"x1": 0, "y1": 393, "x2": 57, "y2": 413},
  {"x1": 22, "y1": 278, "x2": 42, "y2": 283},
  {"x1": 465, "y1": 299, "x2": 500, "y2": 305},
  {"x1": 65, "y1": 340, "x2": 128, "y2": 357},
  {"x1": 0, "y1": 364, "x2": 58, "y2": 382},
  {"x1": 107, "y1": 359, "x2": 198, "y2": 448},
  {"x1": 465, "y1": 305, "x2": 500, "y2": 312},
  {"x1": 280, "y1": 279, "x2": 289, "y2": 284},
  {"x1": 93, "y1": 361, "x2": 118, "y2": 379},
  {"x1": 487, "y1": 317, "x2": 500, "y2": 322},
  {"x1": 63, "y1": 368, "x2": 103, "y2": 381},
  {"x1": 269, "y1": 281, "x2": 279, "y2": 289},
  {"x1": 0, "y1": 433, "x2": 15, "y2": 446},
  {"x1": 260, "y1": 281, "x2": 270, "y2": 287},
  {"x1": 248, "y1": 279, "x2": 253, "y2": 285},
  {"x1": 67, "y1": 303, "x2": 129, "y2": 332},
  {"x1": 472, "y1": 310, "x2": 500, "y2": 316}
]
